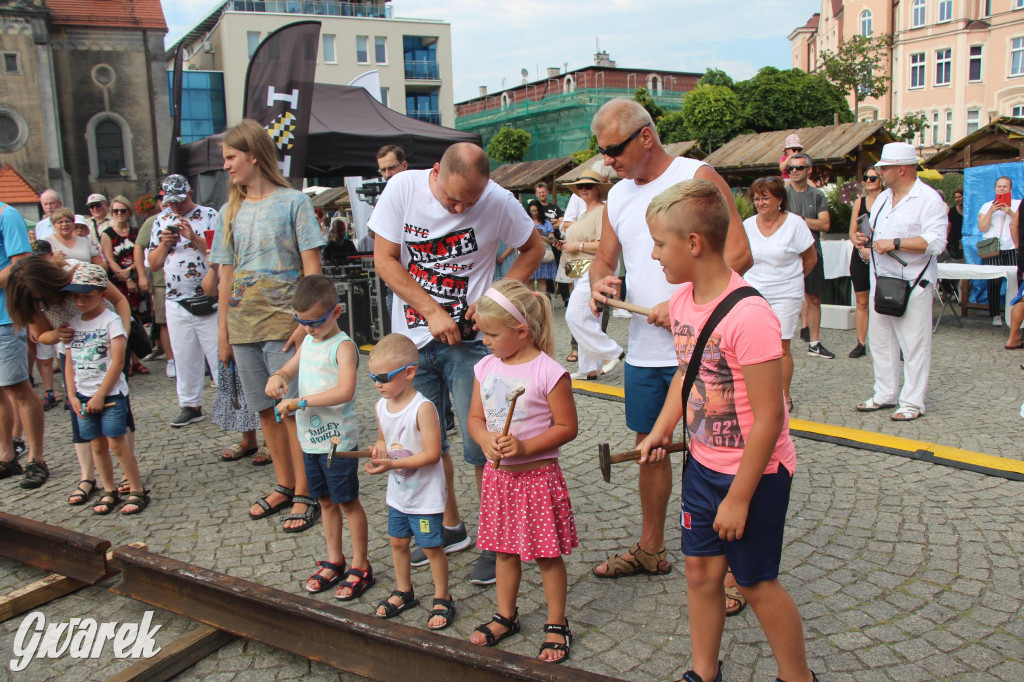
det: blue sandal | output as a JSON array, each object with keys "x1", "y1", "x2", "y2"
[{"x1": 305, "y1": 559, "x2": 345, "y2": 594}]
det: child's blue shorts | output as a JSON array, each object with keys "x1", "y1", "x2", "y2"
[
  {"x1": 74, "y1": 393, "x2": 129, "y2": 441},
  {"x1": 387, "y1": 507, "x2": 444, "y2": 548},
  {"x1": 680, "y1": 455, "x2": 792, "y2": 587},
  {"x1": 303, "y1": 451, "x2": 359, "y2": 503}
]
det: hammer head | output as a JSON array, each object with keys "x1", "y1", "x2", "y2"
[
  {"x1": 598, "y1": 443, "x2": 611, "y2": 483},
  {"x1": 506, "y1": 385, "x2": 526, "y2": 404}
]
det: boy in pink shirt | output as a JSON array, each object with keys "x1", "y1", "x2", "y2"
[{"x1": 638, "y1": 179, "x2": 815, "y2": 682}]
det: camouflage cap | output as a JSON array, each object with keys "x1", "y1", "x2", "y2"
[
  {"x1": 61, "y1": 263, "x2": 109, "y2": 292},
  {"x1": 161, "y1": 174, "x2": 191, "y2": 202}
]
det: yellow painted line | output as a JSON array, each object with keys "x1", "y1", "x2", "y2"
[
  {"x1": 573, "y1": 383, "x2": 1024, "y2": 475},
  {"x1": 358, "y1": 344, "x2": 375, "y2": 353}
]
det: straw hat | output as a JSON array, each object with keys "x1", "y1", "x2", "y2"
[{"x1": 562, "y1": 170, "x2": 613, "y2": 199}]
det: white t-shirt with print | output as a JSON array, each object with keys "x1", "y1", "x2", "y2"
[
  {"x1": 367, "y1": 169, "x2": 535, "y2": 348},
  {"x1": 742, "y1": 212, "x2": 815, "y2": 301},
  {"x1": 67, "y1": 308, "x2": 129, "y2": 398},
  {"x1": 376, "y1": 392, "x2": 446, "y2": 515},
  {"x1": 606, "y1": 156, "x2": 708, "y2": 367},
  {"x1": 146, "y1": 205, "x2": 218, "y2": 302}
]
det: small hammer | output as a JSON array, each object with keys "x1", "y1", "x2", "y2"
[
  {"x1": 494, "y1": 385, "x2": 526, "y2": 470},
  {"x1": 327, "y1": 436, "x2": 371, "y2": 470},
  {"x1": 600, "y1": 298, "x2": 652, "y2": 317},
  {"x1": 597, "y1": 441, "x2": 688, "y2": 483}
]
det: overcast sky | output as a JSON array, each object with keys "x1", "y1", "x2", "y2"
[{"x1": 165, "y1": 0, "x2": 821, "y2": 103}]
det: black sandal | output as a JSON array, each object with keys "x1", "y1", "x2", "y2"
[
  {"x1": 335, "y1": 565, "x2": 375, "y2": 601},
  {"x1": 376, "y1": 588, "x2": 418, "y2": 618},
  {"x1": 304, "y1": 559, "x2": 345, "y2": 594},
  {"x1": 282, "y1": 494, "x2": 320, "y2": 533},
  {"x1": 68, "y1": 479, "x2": 96, "y2": 505},
  {"x1": 93, "y1": 490, "x2": 120, "y2": 515},
  {"x1": 473, "y1": 609, "x2": 520, "y2": 647},
  {"x1": 538, "y1": 621, "x2": 572, "y2": 663},
  {"x1": 427, "y1": 597, "x2": 456, "y2": 630},
  {"x1": 117, "y1": 475, "x2": 131, "y2": 495},
  {"x1": 121, "y1": 490, "x2": 150, "y2": 516},
  {"x1": 248, "y1": 484, "x2": 294, "y2": 520}
]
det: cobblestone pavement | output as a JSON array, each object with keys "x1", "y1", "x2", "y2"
[{"x1": 1, "y1": 300, "x2": 1022, "y2": 681}]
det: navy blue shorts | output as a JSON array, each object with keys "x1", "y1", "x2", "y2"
[
  {"x1": 74, "y1": 393, "x2": 129, "y2": 441},
  {"x1": 680, "y1": 456, "x2": 792, "y2": 587},
  {"x1": 303, "y1": 451, "x2": 359, "y2": 503},
  {"x1": 387, "y1": 507, "x2": 444, "y2": 548},
  {"x1": 624, "y1": 363, "x2": 678, "y2": 434}
]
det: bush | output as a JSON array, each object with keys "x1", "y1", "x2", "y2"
[
  {"x1": 734, "y1": 190, "x2": 755, "y2": 220},
  {"x1": 922, "y1": 172, "x2": 963, "y2": 207},
  {"x1": 823, "y1": 179, "x2": 855, "y2": 235}
]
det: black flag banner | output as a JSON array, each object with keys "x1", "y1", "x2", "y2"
[
  {"x1": 243, "y1": 20, "x2": 321, "y2": 186},
  {"x1": 167, "y1": 43, "x2": 185, "y2": 174}
]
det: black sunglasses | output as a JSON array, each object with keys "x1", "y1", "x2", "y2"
[
  {"x1": 111, "y1": 208, "x2": 129, "y2": 214},
  {"x1": 87, "y1": 203, "x2": 104, "y2": 209},
  {"x1": 786, "y1": 165, "x2": 809, "y2": 172},
  {"x1": 863, "y1": 174, "x2": 879, "y2": 182},
  {"x1": 598, "y1": 123, "x2": 649, "y2": 158}
]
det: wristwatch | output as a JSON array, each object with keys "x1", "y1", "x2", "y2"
[{"x1": 894, "y1": 238, "x2": 901, "y2": 251}]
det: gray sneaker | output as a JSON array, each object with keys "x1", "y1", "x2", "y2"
[
  {"x1": 170, "y1": 406, "x2": 204, "y2": 427},
  {"x1": 409, "y1": 521, "x2": 471, "y2": 567},
  {"x1": 468, "y1": 550, "x2": 497, "y2": 585}
]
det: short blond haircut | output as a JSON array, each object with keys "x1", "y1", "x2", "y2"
[
  {"x1": 369, "y1": 333, "x2": 419, "y2": 368},
  {"x1": 646, "y1": 179, "x2": 730, "y2": 253}
]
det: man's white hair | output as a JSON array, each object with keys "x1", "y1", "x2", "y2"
[{"x1": 591, "y1": 98, "x2": 655, "y2": 137}]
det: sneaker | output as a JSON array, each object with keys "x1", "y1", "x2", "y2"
[
  {"x1": 166, "y1": 359, "x2": 176, "y2": 378},
  {"x1": 799, "y1": 326, "x2": 810, "y2": 342},
  {"x1": 144, "y1": 347, "x2": 165, "y2": 361},
  {"x1": 12, "y1": 438, "x2": 27, "y2": 458},
  {"x1": 468, "y1": 550, "x2": 497, "y2": 586},
  {"x1": 808, "y1": 342, "x2": 835, "y2": 359},
  {"x1": 20, "y1": 461, "x2": 49, "y2": 489},
  {"x1": 41, "y1": 392, "x2": 58, "y2": 411},
  {"x1": 0, "y1": 456, "x2": 23, "y2": 480},
  {"x1": 848, "y1": 343, "x2": 867, "y2": 359},
  {"x1": 409, "y1": 521, "x2": 471, "y2": 566},
  {"x1": 994, "y1": 316, "x2": 1004, "y2": 327},
  {"x1": 170, "y1": 406, "x2": 204, "y2": 427}
]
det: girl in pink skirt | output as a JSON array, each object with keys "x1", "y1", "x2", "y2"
[{"x1": 466, "y1": 279, "x2": 579, "y2": 664}]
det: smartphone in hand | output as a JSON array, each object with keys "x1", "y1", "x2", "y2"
[{"x1": 996, "y1": 192, "x2": 1013, "y2": 208}]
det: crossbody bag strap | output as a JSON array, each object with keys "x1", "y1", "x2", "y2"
[
  {"x1": 869, "y1": 198, "x2": 931, "y2": 286},
  {"x1": 681, "y1": 286, "x2": 764, "y2": 451}
]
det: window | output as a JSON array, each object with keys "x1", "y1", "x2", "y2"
[
  {"x1": 982, "y1": 0, "x2": 992, "y2": 17},
  {"x1": 936, "y1": 48, "x2": 952, "y2": 85},
  {"x1": 939, "y1": 0, "x2": 953, "y2": 21},
  {"x1": 860, "y1": 10, "x2": 873, "y2": 36},
  {"x1": 913, "y1": 0, "x2": 926, "y2": 27},
  {"x1": 946, "y1": 110, "x2": 953, "y2": 141},
  {"x1": 1013, "y1": 104, "x2": 1024, "y2": 116},
  {"x1": 1013, "y1": 37, "x2": 1024, "y2": 76},
  {"x1": 380, "y1": 87, "x2": 389, "y2": 107},
  {"x1": 322, "y1": 35, "x2": 336, "y2": 63},
  {"x1": 564, "y1": 75, "x2": 575, "y2": 93},
  {"x1": 969, "y1": 45, "x2": 983, "y2": 81},
  {"x1": 95, "y1": 120, "x2": 125, "y2": 178},
  {"x1": 0, "y1": 107, "x2": 28, "y2": 153},
  {"x1": 2, "y1": 52, "x2": 19, "y2": 74},
  {"x1": 911, "y1": 53, "x2": 926, "y2": 88},
  {"x1": 1017, "y1": 0, "x2": 1024, "y2": 8},
  {"x1": 967, "y1": 109, "x2": 980, "y2": 133},
  {"x1": 918, "y1": 112, "x2": 928, "y2": 146},
  {"x1": 247, "y1": 32, "x2": 260, "y2": 59},
  {"x1": 374, "y1": 36, "x2": 387, "y2": 64},
  {"x1": 933, "y1": 111, "x2": 940, "y2": 144},
  {"x1": 356, "y1": 36, "x2": 368, "y2": 63}
]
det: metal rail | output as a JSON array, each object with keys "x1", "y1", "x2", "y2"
[
  {"x1": 110, "y1": 545, "x2": 622, "y2": 682},
  {"x1": 0, "y1": 511, "x2": 114, "y2": 583}
]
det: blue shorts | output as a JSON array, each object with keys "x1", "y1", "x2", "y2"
[
  {"x1": 0, "y1": 324, "x2": 29, "y2": 387},
  {"x1": 303, "y1": 451, "x2": 359, "y2": 503},
  {"x1": 413, "y1": 339, "x2": 489, "y2": 465},
  {"x1": 232, "y1": 339, "x2": 297, "y2": 414},
  {"x1": 61, "y1": 353, "x2": 135, "y2": 443},
  {"x1": 74, "y1": 393, "x2": 129, "y2": 441},
  {"x1": 680, "y1": 456, "x2": 792, "y2": 587},
  {"x1": 624, "y1": 363, "x2": 678, "y2": 434},
  {"x1": 387, "y1": 506, "x2": 444, "y2": 548}
]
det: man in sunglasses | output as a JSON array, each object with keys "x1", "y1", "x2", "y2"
[
  {"x1": 86, "y1": 193, "x2": 112, "y2": 246},
  {"x1": 588, "y1": 98, "x2": 752, "y2": 582},
  {"x1": 785, "y1": 154, "x2": 834, "y2": 359},
  {"x1": 376, "y1": 145, "x2": 408, "y2": 181},
  {"x1": 146, "y1": 175, "x2": 220, "y2": 427},
  {"x1": 370, "y1": 142, "x2": 545, "y2": 585}
]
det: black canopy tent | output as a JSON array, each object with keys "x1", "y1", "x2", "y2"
[{"x1": 178, "y1": 84, "x2": 481, "y2": 205}]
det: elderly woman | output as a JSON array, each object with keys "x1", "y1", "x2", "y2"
[
  {"x1": 561, "y1": 170, "x2": 623, "y2": 380},
  {"x1": 742, "y1": 176, "x2": 817, "y2": 412},
  {"x1": 100, "y1": 195, "x2": 149, "y2": 375},
  {"x1": 45, "y1": 208, "x2": 104, "y2": 267}
]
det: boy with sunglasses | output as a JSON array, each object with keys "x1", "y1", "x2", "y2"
[{"x1": 265, "y1": 275, "x2": 372, "y2": 600}]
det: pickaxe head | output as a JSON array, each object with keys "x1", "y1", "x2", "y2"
[{"x1": 598, "y1": 443, "x2": 611, "y2": 483}]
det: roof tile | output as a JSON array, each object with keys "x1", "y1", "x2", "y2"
[
  {"x1": 0, "y1": 164, "x2": 40, "y2": 204},
  {"x1": 44, "y1": 0, "x2": 167, "y2": 31}
]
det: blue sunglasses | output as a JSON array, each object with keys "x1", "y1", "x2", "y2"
[
  {"x1": 293, "y1": 305, "x2": 338, "y2": 328},
  {"x1": 368, "y1": 362, "x2": 417, "y2": 384}
]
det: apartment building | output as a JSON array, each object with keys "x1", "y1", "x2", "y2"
[
  {"x1": 168, "y1": 0, "x2": 453, "y2": 143},
  {"x1": 790, "y1": 1, "x2": 1024, "y2": 149}
]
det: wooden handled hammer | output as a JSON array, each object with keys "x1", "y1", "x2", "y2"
[
  {"x1": 327, "y1": 436, "x2": 372, "y2": 470},
  {"x1": 601, "y1": 298, "x2": 652, "y2": 317},
  {"x1": 494, "y1": 385, "x2": 526, "y2": 470},
  {"x1": 597, "y1": 441, "x2": 688, "y2": 483}
]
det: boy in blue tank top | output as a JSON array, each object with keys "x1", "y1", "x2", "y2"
[{"x1": 265, "y1": 275, "x2": 373, "y2": 602}]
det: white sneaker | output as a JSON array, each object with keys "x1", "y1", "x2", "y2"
[
  {"x1": 994, "y1": 316, "x2": 1004, "y2": 327},
  {"x1": 166, "y1": 359, "x2": 176, "y2": 378}
]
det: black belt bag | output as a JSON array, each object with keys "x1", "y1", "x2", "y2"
[
  {"x1": 872, "y1": 253, "x2": 931, "y2": 317},
  {"x1": 178, "y1": 295, "x2": 218, "y2": 316}
]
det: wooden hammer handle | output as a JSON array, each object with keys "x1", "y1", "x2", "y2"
[
  {"x1": 610, "y1": 441, "x2": 688, "y2": 465},
  {"x1": 602, "y1": 298, "x2": 652, "y2": 317}
]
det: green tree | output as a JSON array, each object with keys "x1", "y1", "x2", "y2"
[
  {"x1": 657, "y1": 110, "x2": 690, "y2": 145},
  {"x1": 486, "y1": 127, "x2": 532, "y2": 163},
  {"x1": 733, "y1": 66, "x2": 853, "y2": 133},
  {"x1": 570, "y1": 134, "x2": 599, "y2": 165},
  {"x1": 632, "y1": 87, "x2": 664, "y2": 122},
  {"x1": 818, "y1": 34, "x2": 891, "y2": 119},
  {"x1": 679, "y1": 84, "x2": 743, "y2": 152},
  {"x1": 884, "y1": 113, "x2": 930, "y2": 143},
  {"x1": 698, "y1": 68, "x2": 734, "y2": 89}
]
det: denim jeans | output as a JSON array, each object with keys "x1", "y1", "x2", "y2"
[{"x1": 413, "y1": 339, "x2": 489, "y2": 466}]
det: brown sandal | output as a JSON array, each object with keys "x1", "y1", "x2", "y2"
[
  {"x1": 593, "y1": 542, "x2": 672, "y2": 578},
  {"x1": 724, "y1": 569, "x2": 747, "y2": 617}
]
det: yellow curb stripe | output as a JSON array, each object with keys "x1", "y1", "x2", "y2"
[{"x1": 571, "y1": 380, "x2": 626, "y2": 397}]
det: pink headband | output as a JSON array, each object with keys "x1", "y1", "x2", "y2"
[{"x1": 482, "y1": 287, "x2": 527, "y2": 326}]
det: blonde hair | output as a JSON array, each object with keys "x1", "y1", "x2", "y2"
[
  {"x1": 109, "y1": 195, "x2": 134, "y2": 221},
  {"x1": 220, "y1": 119, "x2": 291, "y2": 247},
  {"x1": 474, "y1": 279, "x2": 554, "y2": 356},
  {"x1": 369, "y1": 333, "x2": 419, "y2": 368},
  {"x1": 646, "y1": 179, "x2": 729, "y2": 252}
]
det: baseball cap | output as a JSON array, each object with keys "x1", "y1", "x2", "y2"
[
  {"x1": 86, "y1": 193, "x2": 107, "y2": 205},
  {"x1": 61, "y1": 263, "x2": 109, "y2": 292},
  {"x1": 161, "y1": 175, "x2": 191, "y2": 203}
]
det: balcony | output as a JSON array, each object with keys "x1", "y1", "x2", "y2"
[
  {"x1": 229, "y1": 0, "x2": 392, "y2": 18},
  {"x1": 407, "y1": 110, "x2": 440, "y2": 125},
  {"x1": 404, "y1": 60, "x2": 439, "y2": 81}
]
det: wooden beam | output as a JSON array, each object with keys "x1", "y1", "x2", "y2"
[
  {"x1": 105, "y1": 625, "x2": 236, "y2": 682},
  {"x1": 0, "y1": 574, "x2": 88, "y2": 622}
]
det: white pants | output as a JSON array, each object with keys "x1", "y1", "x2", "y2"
[
  {"x1": 565, "y1": 274, "x2": 623, "y2": 374},
  {"x1": 868, "y1": 283, "x2": 933, "y2": 412},
  {"x1": 165, "y1": 301, "x2": 219, "y2": 408}
]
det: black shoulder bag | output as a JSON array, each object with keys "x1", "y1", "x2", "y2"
[
  {"x1": 679, "y1": 286, "x2": 764, "y2": 462},
  {"x1": 870, "y1": 199, "x2": 931, "y2": 317}
]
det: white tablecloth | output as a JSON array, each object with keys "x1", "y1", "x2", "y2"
[{"x1": 821, "y1": 239, "x2": 854, "y2": 279}]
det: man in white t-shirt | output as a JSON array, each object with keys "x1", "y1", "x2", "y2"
[
  {"x1": 588, "y1": 98, "x2": 752, "y2": 585},
  {"x1": 978, "y1": 175, "x2": 1021, "y2": 326},
  {"x1": 369, "y1": 142, "x2": 545, "y2": 584}
]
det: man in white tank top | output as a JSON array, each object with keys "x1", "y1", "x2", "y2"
[{"x1": 587, "y1": 99, "x2": 752, "y2": 583}]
